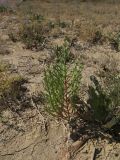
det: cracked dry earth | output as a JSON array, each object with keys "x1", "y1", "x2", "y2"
[{"x1": 0, "y1": 30, "x2": 120, "y2": 160}]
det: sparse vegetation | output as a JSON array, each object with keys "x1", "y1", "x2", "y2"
[
  {"x1": 0, "y1": 64, "x2": 26, "y2": 112},
  {"x1": 19, "y1": 21, "x2": 46, "y2": 50},
  {"x1": 0, "y1": 1, "x2": 120, "y2": 159}
]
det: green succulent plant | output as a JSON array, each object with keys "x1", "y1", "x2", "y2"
[
  {"x1": 88, "y1": 75, "x2": 111, "y2": 122},
  {"x1": 88, "y1": 75, "x2": 120, "y2": 128},
  {"x1": 44, "y1": 42, "x2": 83, "y2": 121}
]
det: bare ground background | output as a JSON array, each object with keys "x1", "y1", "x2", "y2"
[{"x1": 0, "y1": 0, "x2": 120, "y2": 160}]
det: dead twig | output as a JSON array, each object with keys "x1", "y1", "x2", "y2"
[
  {"x1": 30, "y1": 94, "x2": 48, "y2": 133},
  {"x1": 69, "y1": 135, "x2": 89, "y2": 159}
]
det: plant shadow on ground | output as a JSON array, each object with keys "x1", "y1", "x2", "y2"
[{"x1": 69, "y1": 115, "x2": 120, "y2": 143}]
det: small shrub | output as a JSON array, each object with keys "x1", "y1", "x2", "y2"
[
  {"x1": 0, "y1": 64, "x2": 7, "y2": 72},
  {"x1": 0, "y1": 5, "x2": 13, "y2": 13},
  {"x1": 105, "y1": 74, "x2": 120, "y2": 108},
  {"x1": 58, "y1": 20, "x2": 69, "y2": 28},
  {"x1": 0, "y1": 5, "x2": 7, "y2": 12},
  {"x1": 88, "y1": 76, "x2": 111, "y2": 123},
  {"x1": 0, "y1": 64, "x2": 26, "y2": 112},
  {"x1": 88, "y1": 74, "x2": 120, "y2": 127},
  {"x1": 8, "y1": 32, "x2": 19, "y2": 42},
  {"x1": 103, "y1": 73, "x2": 120, "y2": 129},
  {"x1": 0, "y1": 41, "x2": 10, "y2": 55},
  {"x1": 110, "y1": 31, "x2": 120, "y2": 51},
  {"x1": 30, "y1": 13, "x2": 44, "y2": 22},
  {"x1": 19, "y1": 21, "x2": 46, "y2": 51},
  {"x1": 44, "y1": 42, "x2": 83, "y2": 121},
  {"x1": 92, "y1": 30, "x2": 104, "y2": 45},
  {"x1": 48, "y1": 21, "x2": 55, "y2": 29}
]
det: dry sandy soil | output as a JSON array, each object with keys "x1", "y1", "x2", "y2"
[{"x1": 0, "y1": 0, "x2": 120, "y2": 160}]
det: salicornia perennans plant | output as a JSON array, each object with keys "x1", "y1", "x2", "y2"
[{"x1": 44, "y1": 42, "x2": 83, "y2": 121}]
